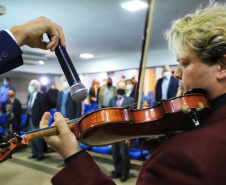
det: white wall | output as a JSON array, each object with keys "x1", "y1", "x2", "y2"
[
  {"x1": 13, "y1": 49, "x2": 177, "y2": 75},
  {"x1": 1, "y1": 48, "x2": 179, "y2": 107}
]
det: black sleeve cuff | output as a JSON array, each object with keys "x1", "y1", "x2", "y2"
[{"x1": 64, "y1": 149, "x2": 86, "y2": 164}]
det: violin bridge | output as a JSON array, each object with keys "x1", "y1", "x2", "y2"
[{"x1": 142, "y1": 100, "x2": 149, "y2": 109}]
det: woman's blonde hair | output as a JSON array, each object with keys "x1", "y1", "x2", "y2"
[{"x1": 165, "y1": 0, "x2": 226, "y2": 65}]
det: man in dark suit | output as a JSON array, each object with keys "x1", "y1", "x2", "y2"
[
  {"x1": 39, "y1": 2, "x2": 226, "y2": 185},
  {"x1": 108, "y1": 81, "x2": 134, "y2": 182},
  {"x1": 155, "y1": 65, "x2": 179, "y2": 103},
  {"x1": 56, "y1": 75, "x2": 81, "y2": 120},
  {"x1": 46, "y1": 82, "x2": 59, "y2": 109},
  {"x1": 27, "y1": 79, "x2": 47, "y2": 161}
]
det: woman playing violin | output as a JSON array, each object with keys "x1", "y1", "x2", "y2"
[{"x1": 39, "y1": 1, "x2": 226, "y2": 185}]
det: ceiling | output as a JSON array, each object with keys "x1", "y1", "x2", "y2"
[{"x1": 0, "y1": 0, "x2": 224, "y2": 75}]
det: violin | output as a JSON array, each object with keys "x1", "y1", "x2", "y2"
[{"x1": 0, "y1": 90, "x2": 211, "y2": 163}]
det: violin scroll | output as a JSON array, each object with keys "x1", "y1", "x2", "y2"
[{"x1": 0, "y1": 135, "x2": 27, "y2": 163}]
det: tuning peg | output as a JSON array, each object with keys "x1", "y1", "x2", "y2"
[
  {"x1": 181, "y1": 105, "x2": 191, "y2": 114},
  {"x1": 196, "y1": 102, "x2": 204, "y2": 112},
  {"x1": 0, "y1": 142, "x2": 10, "y2": 149},
  {"x1": 13, "y1": 133, "x2": 22, "y2": 141}
]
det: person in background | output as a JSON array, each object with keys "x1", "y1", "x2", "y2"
[
  {"x1": 0, "y1": 78, "x2": 15, "y2": 113},
  {"x1": 125, "y1": 79, "x2": 136, "y2": 98},
  {"x1": 155, "y1": 65, "x2": 179, "y2": 103},
  {"x1": 98, "y1": 78, "x2": 117, "y2": 108},
  {"x1": 56, "y1": 75, "x2": 82, "y2": 167},
  {"x1": 131, "y1": 75, "x2": 137, "y2": 91},
  {"x1": 5, "y1": 88, "x2": 22, "y2": 139},
  {"x1": 89, "y1": 80, "x2": 98, "y2": 108},
  {"x1": 108, "y1": 81, "x2": 134, "y2": 182},
  {"x1": 171, "y1": 70, "x2": 175, "y2": 76},
  {"x1": 27, "y1": 79, "x2": 47, "y2": 161},
  {"x1": 102, "y1": 78, "x2": 107, "y2": 86},
  {"x1": 96, "y1": 80, "x2": 104, "y2": 104},
  {"x1": 56, "y1": 75, "x2": 81, "y2": 120},
  {"x1": 46, "y1": 82, "x2": 58, "y2": 109},
  {"x1": 120, "y1": 75, "x2": 126, "y2": 81},
  {"x1": 95, "y1": 80, "x2": 100, "y2": 105}
]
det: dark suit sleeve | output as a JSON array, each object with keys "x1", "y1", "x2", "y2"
[
  {"x1": 155, "y1": 79, "x2": 162, "y2": 103},
  {"x1": 74, "y1": 101, "x2": 81, "y2": 118},
  {"x1": 40, "y1": 93, "x2": 48, "y2": 113},
  {"x1": 108, "y1": 97, "x2": 114, "y2": 107},
  {"x1": 14, "y1": 98, "x2": 22, "y2": 123},
  {"x1": 51, "y1": 152, "x2": 116, "y2": 185},
  {"x1": 56, "y1": 92, "x2": 61, "y2": 112},
  {"x1": 0, "y1": 30, "x2": 23, "y2": 74}
]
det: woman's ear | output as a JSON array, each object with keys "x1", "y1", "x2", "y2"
[{"x1": 217, "y1": 55, "x2": 226, "y2": 80}]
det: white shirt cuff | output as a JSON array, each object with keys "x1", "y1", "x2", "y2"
[{"x1": 5, "y1": 29, "x2": 18, "y2": 44}]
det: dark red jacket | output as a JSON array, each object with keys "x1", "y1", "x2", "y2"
[{"x1": 52, "y1": 105, "x2": 226, "y2": 185}]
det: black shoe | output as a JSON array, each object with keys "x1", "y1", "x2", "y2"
[
  {"x1": 109, "y1": 171, "x2": 121, "y2": 179},
  {"x1": 120, "y1": 176, "x2": 128, "y2": 182},
  {"x1": 28, "y1": 155, "x2": 38, "y2": 159},
  {"x1": 37, "y1": 156, "x2": 45, "y2": 161}
]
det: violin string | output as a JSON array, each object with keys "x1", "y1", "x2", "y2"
[{"x1": 128, "y1": 102, "x2": 153, "y2": 109}]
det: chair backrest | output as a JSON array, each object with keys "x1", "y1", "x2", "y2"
[
  {"x1": 93, "y1": 103, "x2": 99, "y2": 110},
  {"x1": 0, "y1": 113, "x2": 6, "y2": 127},
  {"x1": 48, "y1": 115, "x2": 54, "y2": 126},
  {"x1": 147, "y1": 91, "x2": 154, "y2": 97},
  {"x1": 49, "y1": 108, "x2": 57, "y2": 116}
]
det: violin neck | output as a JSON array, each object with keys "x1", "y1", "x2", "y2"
[{"x1": 24, "y1": 122, "x2": 79, "y2": 142}]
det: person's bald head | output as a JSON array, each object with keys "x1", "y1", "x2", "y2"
[
  {"x1": 117, "y1": 81, "x2": 126, "y2": 90},
  {"x1": 163, "y1": 65, "x2": 171, "y2": 72}
]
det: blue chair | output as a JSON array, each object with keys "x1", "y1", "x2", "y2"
[
  {"x1": 92, "y1": 145, "x2": 112, "y2": 154},
  {"x1": 0, "y1": 113, "x2": 6, "y2": 123},
  {"x1": 22, "y1": 108, "x2": 27, "y2": 114},
  {"x1": 20, "y1": 114, "x2": 28, "y2": 135},
  {"x1": 85, "y1": 104, "x2": 92, "y2": 112},
  {"x1": 0, "y1": 114, "x2": 6, "y2": 135},
  {"x1": 49, "y1": 108, "x2": 57, "y2": 116},
  {"x1": 140, "y1": 95, "x2": 155, "y2": 108},
  {"x1": 146, "y1": 154, "x2": 151, "y2": 160},
  {"x1": 93, "y1": 103, "x2": 99, "y2": 110},
  {"x1": 84, "y1": 110, "x2": 93, "y2": 115},
  {"x1": 129, "y1": 148, "x2": 149, "y2": 159},
  {"x1": 147, "y1": 91, "x2": 155, "y2": 106},
  {"x1": 147, "y1": 91, "x2": 154, "y2": 97},
  {"x1": 78, "y1": 141, "x2": 91, "y2": 150},
  {"x1": 48, "y1": 115, "x2": 54, "y2": 126}
]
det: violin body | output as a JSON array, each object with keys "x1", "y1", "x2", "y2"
[
  {"x1": 79, "y1": 93, "x2": 210, "y2": 146},
  {"x1": 0, "y1": 93, "x2": 211, "y2": 163}
]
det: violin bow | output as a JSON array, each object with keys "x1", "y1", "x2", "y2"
[{"x1": 135, "y1": 0, "x2": 156, "y2": 109}]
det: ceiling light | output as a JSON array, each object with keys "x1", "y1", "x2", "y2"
[
  {"x1": 121, "y1": 0, "x2": 148, "y2": 12},
  {"x1": 40, "y1": 77, "x2": 48, "y2": 85},
  {"x1": 39, "y1": 60, "x2": 45, "y2": 65},
  {"x1": 80, "y1": 53, "x2": 94, "y2": 59}
]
